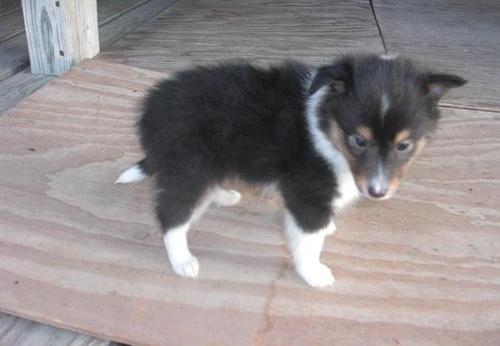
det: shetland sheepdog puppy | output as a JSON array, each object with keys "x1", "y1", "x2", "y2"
[{"x1": 116, "y1": 53, "x2": 466, "y2": 287}]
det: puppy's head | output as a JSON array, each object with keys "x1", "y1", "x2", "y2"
[{"x1": 309, "y1": 54, "x2": 466, "y2": 200}]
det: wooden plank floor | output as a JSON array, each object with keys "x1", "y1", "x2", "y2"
[
  {"x1": 0, "y1": 0, "x2": 176, "y2": 114},
  {"x1": 373, "y1": 0, "x2": 500, "y2": 110},
  {"x1": 100, "y1": 0, "x2": 500, "y2": 111},
  {"x1": 2, "y1": 0, "x2": 500, "y2": 344},
  {"x1": 0, "y1": 1, "x2": 23, "y2": 44},
  {"x1": 0, "y1": 0, "x2": 176, "y2": 81},
  {"x1": 1, "y1": 0, "x2": 378, "y2": 343},
  {"x1": 1, "y1": 58, "x2": 499, "y2": 345},
  {"x1": 0, "y1": 312, "x2": 110, "y2": 346},
  {"x1": 98, "y1": 0, "x2": 383, "y2": 70}
]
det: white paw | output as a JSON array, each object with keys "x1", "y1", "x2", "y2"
[
  {"x1": 214, "y1": 189, "x2": 241, "y2": 206},
  {"x1": 296, "y1": 262, "x2": 335, "y2": 288},
  {"x1": 171, "y1": 256, "x2": 199, "y2": 278}
]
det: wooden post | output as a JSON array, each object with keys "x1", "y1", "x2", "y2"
[{"x1": 21, "y1": 0, "x2": 99, "y2": 75}]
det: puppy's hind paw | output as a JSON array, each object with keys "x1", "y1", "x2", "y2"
[
  {"x1": 171, "y1": 256, "x2": 200, "y2": 278},
  {"x1": 297, "y1": 262, "x2": 335, "y2": 288}
]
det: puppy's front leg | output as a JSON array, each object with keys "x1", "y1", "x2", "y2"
[{"x1": 284, "y1": 210, "x2": 336, "y2": 287}]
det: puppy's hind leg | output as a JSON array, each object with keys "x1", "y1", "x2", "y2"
[
  {"x1": 163, "y1": 221, "x2": 200, "y2": 278},
  {"x1": 158, "y1": 181, "x2": 216, "y2": 278}
]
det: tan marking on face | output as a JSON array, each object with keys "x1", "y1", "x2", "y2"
[
  {"x1": 354, "y1": 173, "x2": 368, "y2": 193},
  {"x1": 394, "y1": 129, "x2": 410, "y2": 144},
  {"x1": 415, "y1": 137, "x2": 427, "y2": 155},
  {"x1": 357, "y1": 126, "x2": 373, "y2": 141},
  {"x1": 388, "y1": 177, "x2": 400, "y2": 194},
  {"x1": 328, "y1": 121, "x2": 354, "y2": 165},
  {"x1": 400, "y1": 137, "x2": 427, "y2": 174}
]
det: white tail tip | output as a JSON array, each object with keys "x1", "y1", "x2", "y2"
[
  {"x1": 380, "y1": 52, "x2": 398, "y2": 60},
  {"x1": 114, "y1": 164, "x2": 146, "y2": 184}
]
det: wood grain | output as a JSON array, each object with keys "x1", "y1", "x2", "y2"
[
  {"x1": 0, "y1": 33, "x2": 29, "y2": 82},
  {"x1": 0, "y1": 66, "x2": 52, "y2": 114},
  {"x1": 0, "y1": 0, "x2": 20, "y2": 15},
  {"x1": 0, "y1": 312, "x2": 110, "y2": 346},
  {"x1": 0, "y1": 0, "x2": 176, "y2": 114},
  {"x1": 98, "y1": 0, "x2": 151, "y2": 25},
  {"x1": 99, "y1": 0, "x2": 383, "y2": 71},
  {"x1": 0, "y1": 59, "x2": 499, "y2": 345},
  {"x1": 0, "y1": 0, "x2": 176, "y2": 81},
  {"x1": 21, "y1": 0, "x2": 99, "y2": 75},
  {"x1": 0, "y1": 0, "x2": 144, "y2": 81},
  {"x1": 98, "y1": 0, "x2": 177, "y2": 49},
  {"x1": 0, "y1": 5, "x2": 23, "y2": 44},
  {"x1": 373, "y1": 0, "x2": 500, "y2": 110}
]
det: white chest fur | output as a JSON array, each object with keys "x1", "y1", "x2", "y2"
[
  {"x1": 332, "y1": 168, "x2": 359, "y2": 210},
  {"x1": 305, "y1": 81, "x2": 360, "y2": 212}
]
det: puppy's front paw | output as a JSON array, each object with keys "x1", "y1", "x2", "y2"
[
  {"x1": 171, "y1": 255, "x2": 199, "y2": 278},
  {"x1": 215, "y1": 189, "x2": 241, "y2": 206},
  {"x1": 297, "y1": 262, "x2": 335, "y2": 288},
  {"x1": 324, "y1": 221, "x2": 337, "y2": 235}
]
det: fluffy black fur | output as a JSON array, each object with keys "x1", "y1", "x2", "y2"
[
  {"x1": 139, "y1": 61, "x2": 334, "y2": 231},
  {"x1": 137, "y1": 54, "x2": 465, "y2": 234}
]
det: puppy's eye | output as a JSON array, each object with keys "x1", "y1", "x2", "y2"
[
  {"x1": 397, "y1": 140, "x2": 413, "y2": 152},
  {"x1": 348, "y1": 134, "x2": 367, "y2": 151}
]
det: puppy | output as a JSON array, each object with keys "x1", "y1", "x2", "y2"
[{"x1": 116, "y1": 53, "x2": 466, "y2": 287}]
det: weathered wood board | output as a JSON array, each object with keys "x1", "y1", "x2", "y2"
[
  {"x1": 0, "y1": 3, "x2": 23, "y2": 44},
  {"x1": 0, "y1": 0, "x2": 176, "y2": 82},
  {"x1": 0, "y1": 59, "x2": 499, "y2": 345},
  {"x1": 97, "y1": 0, "x2": 177, "y2": 49},
  {"x1": 99, "y1": 0, "x2": 384, "y2": 70},
  {"x1": 0, "y1": 0, "x2": 176, "y2": 114},
  {"x1": 21, "y1": 0, "x2": 100, "y2": 76},
  {"x1": 0, "y1": 67, "x2": 53, "y2": 114},
  {"x1": 0, "y1": 311, "x2": 110, "y2": 346},
  {"x1": 373, "y1": 0, "x2": 500, "y2": 110},
  {"x1": 0, "y1": 0, "x2": 20, "y2": 14}
]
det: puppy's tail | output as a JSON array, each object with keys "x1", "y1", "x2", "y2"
[{"x1": 114, "y1": 158, "x2": 149, "y2": 184}]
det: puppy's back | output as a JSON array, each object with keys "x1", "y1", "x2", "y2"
[{"x1": 138, "y1": 61, "x2": 311, "y2": 181}]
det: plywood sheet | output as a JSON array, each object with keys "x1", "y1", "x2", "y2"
[
  {"x1": 373, "y1": 0, "x2": 500, "y2": 110},
  {"x1": 99, "y1": 0, "x2": 384, "y2": 70},
  {"x1": 0, "y1": 59, "x2": 499, "y2": 345}
]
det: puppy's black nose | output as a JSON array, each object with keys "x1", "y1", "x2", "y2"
[{"x1": 368, "y1": 186, "x2": 388, "y2": 199}]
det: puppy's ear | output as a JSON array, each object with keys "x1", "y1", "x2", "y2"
[
  {"x1": 423, "y1": 73, "x2": 467, "y2": 99},
  {"x1": 309, "y1": 59, "x2": 352, "y2": 96}
]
